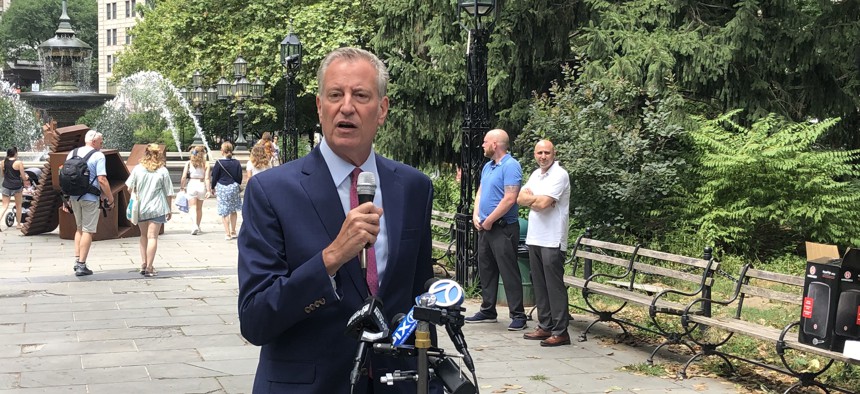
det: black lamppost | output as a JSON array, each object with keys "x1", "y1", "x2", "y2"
[
  {"x1": 456, "y1": 0, "x2": 498, "y2": 287},
  {"x1": 280, "y1": 27, "x2": 303, "y2": 163},
  {"x1": 181, "y1": 70, "x2": 217, "y2": 147},
  {"x1": 216, "y1": 56, "x2": 263, "y2": 151}
]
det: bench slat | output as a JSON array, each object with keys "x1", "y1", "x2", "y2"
[
  {"x1": 636, "y1": 247, "x2": 713, "y2": 270},
  {"x1": 582, "y1": 281, "x2": 686, "y2": 312},
  {"x1": 578, "y1": 238, "x2": 639, "y2": 254},
  {"x1": 740, "y1": 284, "x2": 803, "y2": 305},
  {"x1": 574, "y1": 250, "x2": 632, "y2": 268},
  {"x1": 686, "y1": 315, "x2": 860, "y2": 365},
  {"x1": 631, "y1": 262, "x2": 714, "y2": 285},
  {"x1": 746, "y1": 268, "x2": 805, "y2": 287},
  {"x1": 430, "y1": 210, "x2": 456, "y2": 220}
]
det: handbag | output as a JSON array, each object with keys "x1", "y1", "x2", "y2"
[
  {"x1": 175, "y1": 190, "x2": 189, "y2": 213},
  {"x1": 127, "y1": 190, "x2": 140, "y2": 225},
  {"x1": 217, "y1": 159, "x2": 243, "y2": 191}
]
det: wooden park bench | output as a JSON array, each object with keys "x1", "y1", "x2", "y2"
[
  {"x1": 563, "y1": 230, "x2": 718, "y2": 364},
  {"x1": 430, "y1": 210, "x2": 457, "y2": 277},
  {"x1": 679, "y1": 264, "x2": 860, "y2": 393}
]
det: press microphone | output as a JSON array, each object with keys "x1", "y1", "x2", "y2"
[
  {"x1": 391, "y1": 279, "x2": 465, "y2": 346},
  {"x1": 346, "y1": 297, "x2": 388, "y2": 391},
  {"x1": 356, "y1": 172, "x2": 376, "y2": 278},
  {"x1": 356, "y1": 171, "x2": 376, "y2": 205}
]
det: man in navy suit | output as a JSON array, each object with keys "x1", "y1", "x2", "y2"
[{"x1": 238, "y1": 47, "x2": 436, "y2": 393}]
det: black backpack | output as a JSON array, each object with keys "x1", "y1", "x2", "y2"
[{"x1": 59, "y1": 148, "x2": 101, "y2": 199}]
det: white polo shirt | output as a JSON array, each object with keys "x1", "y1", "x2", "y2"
[{"x1": 523, "y1": 161, "x2": 570, "y2": 251}]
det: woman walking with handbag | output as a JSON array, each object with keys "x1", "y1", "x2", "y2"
[
  {"x1": 210, "y1": 142, "x2": 243, "y2": 240},
  {"x1": 179, "y1": 145, "x2": 210, "y2": 235},
  {"x1": 125, "y1": 144, "x2": 174, "y2": 277}
]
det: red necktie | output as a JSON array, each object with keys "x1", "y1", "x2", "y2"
[{"x1": 350, "y1": 167, "x2": 379, "y2": 295}]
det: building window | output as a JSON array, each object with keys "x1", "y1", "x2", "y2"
[
  {"x1": 112, "y1": 29, "x2": 117, "y2": 46},
  {"x1": 125, "y1": 1, "x2": 129, "y2": 18},
  {"x1": 106, "y1": 29, "x2": 110, "y2": 45},
  {"x1": 131, "y1": 0, "x2": 137, "y2": 17},
  {"x1": 112, "y1": 2, "x2": 117, "y2": 19},
  {"x1": 106, "y1": 3, "x2": 111, "y2": 20},
  {"x1": 107, "y1": 55, "x2": 113, "y2": 73},
  {"x1": 126, "y1": 28, "x2": 131, "y2": 44}
]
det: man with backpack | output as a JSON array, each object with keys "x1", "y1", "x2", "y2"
[{"x1": 60, "y1": 130, "x2": 113, "y2": 277}]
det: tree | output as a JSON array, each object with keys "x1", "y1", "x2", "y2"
[
  {"x1": 113, "y1": 0, "x2": 376, "y2": 146},
  {"x1": 0, "y1": 0, "x2": 98, "y2": 87},
  {"x1": 575, "y1": 0, "x2": 860, "y2": 148},
  {"x1": 522, "y1": 66, "x2": 690, "y2": 240},
  {"x1": 368, "y1": 0, "x2": 578, "y2": 165},
  {"x1": 688, "y1": 111, "x2": 860, "y2": 258}
]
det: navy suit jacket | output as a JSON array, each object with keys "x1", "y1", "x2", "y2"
[{"x1": 238, "y1": 147, "x2": 435, "y2": 393}]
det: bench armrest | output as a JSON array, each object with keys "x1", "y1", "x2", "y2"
[
  {"x1": 777, "y1": 320, "x2": 801, "y2": 355},
  {"x1": 680, "y1": 293, "x2": 740, "y2": 328},
  {"x1": 583, "y1": 270, "x2": 631, "y2": 291},
  {"x1": 649, "y1": 287, "x2": 702, "y2": 316}
]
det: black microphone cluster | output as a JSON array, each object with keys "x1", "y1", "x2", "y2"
[{"x1": 345, "y1": 278, "x2": 478, "y2": 394}]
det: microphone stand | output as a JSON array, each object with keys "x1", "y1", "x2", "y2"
[{"x1": 415, "y1": 296, "x2": 432, "y2": 394}]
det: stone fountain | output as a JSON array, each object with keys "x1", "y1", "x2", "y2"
[
  {"x1": 18, "y1": 0, "x2": 113, "y2": 127},
  {"x1": 14, "y1": 1, "x2": 116, "y2": 236}
]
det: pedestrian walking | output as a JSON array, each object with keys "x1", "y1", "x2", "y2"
[
  {"x1": 0, "y1": 147, "x2": 31, "y2": 230},
  {"x1": 125, "y1": 144, "x2": 174, "y2": 277},
  {"x1": 179, "y1": 145, "x2": 210, "y2": 235},
  {"x1": 210, "y1": 142, "x2": 242, "y2": 240}
]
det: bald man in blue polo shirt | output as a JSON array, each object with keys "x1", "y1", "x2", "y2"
[{"x1": 465, "y1": 129, "x2": 528, "y2": 330}]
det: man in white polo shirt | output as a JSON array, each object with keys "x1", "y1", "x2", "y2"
[{"x1": 517, "y1": 139, "x2": 571, "y2": 346}]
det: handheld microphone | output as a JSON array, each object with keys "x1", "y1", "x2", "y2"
[
  {"x1": 346, "y1": 297, "x2": 388, "y2": 390},
  {"x1": 356, "y1": 172, "x2": 376, "y2": 277}
]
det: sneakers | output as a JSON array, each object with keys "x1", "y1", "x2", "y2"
[
  {"x1": 465, "y1": 311, "x2": 497, "y2": 324},
  {"x1": 74, "y1": 264, "x2": 93, "y2": 277},
  {"x1": 508, "y1": 318, "x2": 528, "y2": 331},
  {"x1": 191, "y1": 228, "x2": 200, "y2": 235}
]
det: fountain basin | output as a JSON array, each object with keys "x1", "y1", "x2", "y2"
[{"x1": 20, "y1": 91, "x2": 114, "y2": 128}]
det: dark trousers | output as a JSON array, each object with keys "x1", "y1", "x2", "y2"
[
  {"x1": 528, "y1": 245, "x2": 570, "y2": 335},
  {"x1": 477, "y1": 221, "x2": 526, "y2": 319}
]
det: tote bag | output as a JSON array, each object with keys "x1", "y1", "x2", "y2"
[{"x1": 127, "y1": 191, "x2": 140, "y2": 225}]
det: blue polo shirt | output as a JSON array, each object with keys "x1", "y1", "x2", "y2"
[{"x1": 478, "y1": 153, "x2": 522, "y2": 224}]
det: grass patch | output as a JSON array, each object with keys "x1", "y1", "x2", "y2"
[{"x1": 621, "y1": 363, "x2": 664, "y2": 376}]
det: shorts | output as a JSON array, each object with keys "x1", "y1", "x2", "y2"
[
  {"x1": 1, "y1": 186, "x2": 22, "y2": 196},
  {"x1": 141, "y1": 214, "x2": 167, "y2": 224},
  {"x1": 70, "y1": 199, "x2": 99, "y2": 233},
  {"x1": 186, "y1": 178, "x2": 206, "y2": 199}
]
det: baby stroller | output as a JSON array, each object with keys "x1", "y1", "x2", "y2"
[{"x1": 5, "y1": 168, "x2": 41, "y2": 228}]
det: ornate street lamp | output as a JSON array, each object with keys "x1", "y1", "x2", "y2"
[
  {"x1": 217, "y1": 56, "x2": 263, "y2": 151},
  {"x1": 184, "y1": 70, "x2": 214, "y2": 147},
  {"x1": 280, "y1": 27, "x2": 302, "y2": 163},
  {"x1": 456, "y1": 0, "x2": 498, "y2": 287}
]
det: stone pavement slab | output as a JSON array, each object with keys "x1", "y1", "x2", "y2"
[{"x1": 0, "y1": 202, "x2": 742, "y2": 393}]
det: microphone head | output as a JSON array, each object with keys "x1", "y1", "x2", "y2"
[
  {"x1": 424, "y1": 277, "x2": 441, "y2": 291},
  {"x1": 345, "y1": 296, "x2": 388, "y2": 340},
  {"x1": 356, "y1": 172, "x2": 376, "y2": 197},
  {"x1": 427, "y1": 279, "x2": 465, "y2": 308}
]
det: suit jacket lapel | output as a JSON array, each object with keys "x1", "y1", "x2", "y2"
[
  {"x1": 301, "y1": 147, "x2": 366, "y2": 297},
  {"x1": 377, "y1": 157, "x2": 403, "y2": 296}
]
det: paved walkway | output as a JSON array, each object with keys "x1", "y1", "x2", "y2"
[{"x1": 0, "y1": 202, "x2": 740, "y2": 393}]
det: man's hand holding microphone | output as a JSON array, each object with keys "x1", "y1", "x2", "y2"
[{"x1": 322, "y1": 172, "x2": 382, "y2": 276}]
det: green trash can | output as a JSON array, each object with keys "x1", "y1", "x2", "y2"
[{"x1": 497, "y1": 218, "x2": 535, "y2": 307}]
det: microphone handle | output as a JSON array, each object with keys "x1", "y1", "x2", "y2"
[
  {"x1": 350, "y1": 341, "x2": 369, "y2": 388},
  {"x1": 358, "y1": 194, "x2": 374, "y2": 205},
  {"x1": 446, "y1": 323, "x2": 476, "y2": 373}
]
